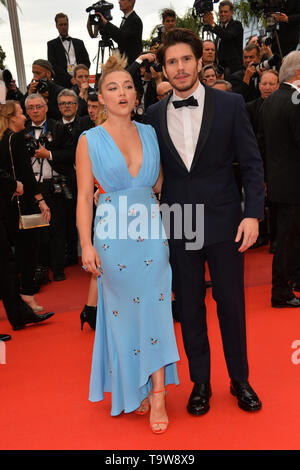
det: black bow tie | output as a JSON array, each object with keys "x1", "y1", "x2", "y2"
[
  {"x1": 62, "y1": 36, "x2": 71, "y2": 42},
  {"x1": 173, "y1": 96, "x2": 198, "y2": 109},
  {"x1": 32, "y1": 125, "x2": 44, "y2": 130}
]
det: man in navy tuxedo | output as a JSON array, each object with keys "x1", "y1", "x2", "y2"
[
  {"x1": 147, "y1": 28, "x2": 265, "y2": 415},
  {"x1": 47, "y1": 13, "x2": 91, "y2": 89}
]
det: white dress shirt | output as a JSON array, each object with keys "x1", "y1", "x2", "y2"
[
  {"x1": 31, "y1": 122, "x2": 57, "y2": 182},
  {"x1": 167, "y1": 81, "x2": 205, "y2": 171},
  {"x1": 60, "y1": 36, "x2": 77, "y2": 74}
]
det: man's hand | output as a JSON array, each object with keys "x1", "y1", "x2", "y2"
[
  {"x1": 34, "y1": 144, "x2": 50, "y2": 160},
  {"x1": 96, "y1": 12, "x2": 108, "y2": 25},
  {"x1": 137, "y1": 52, "x2": 156, "y2": 63},
  {"x1": 243, "y1": 62, "x2": 257, "y2": 85},
  {"x1": 79, "y1": 81, "x2": 90, "y2": 100},
  {"x1": 235, "y1": 217, "x2": 259, "y2": 252},
  {"x1": 203, "y1": 12, "x2": 215, "y2": 27},
  {"x1": 272, "y1": 12, "x2": 288, "y2": 23},
  {"x1": 28, "y1": 79, "x2": 38, "y2": 95}
]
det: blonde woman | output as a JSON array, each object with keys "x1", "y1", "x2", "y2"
[{"x1": 76, "y1": 55, "x2": 179, "y2": 434}]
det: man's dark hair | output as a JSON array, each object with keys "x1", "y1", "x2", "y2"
[
  {"x1": 244, "y1": 42, "x2": 260, "y2": 57},
  {"x1": 55, "y1": 12, "x2": 68, "y2": 24},
  {"x1": 162, "y1": 9, "x2": 176, "y2": 21},
  {"x1": 87, "y1": 93, "x2": 98, "y2": 102},
  {"x1": 219, "y1": 1, "x2": 234, "y2": 10},
  {"x1": 156, "y1": 28, "x2": 203, "y2": 66}
]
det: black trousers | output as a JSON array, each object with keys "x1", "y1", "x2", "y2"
[
  {"x1": 0, "y1": 220, "x2": 34, "y2": 328},
  {"x1": 272, "y1": 203, "x2": 300, "y2": 301},
  {"x1": 170, "y1": 239, "x2": 249, "y2": 384},
  {"x1": 38, "y1": 180, "x2": 69, "y2": 274}
]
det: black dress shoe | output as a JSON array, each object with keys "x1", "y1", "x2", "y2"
[
  {"x1": 272, "y1": 296, "x2": 300, "y2": 308},
  {"x1": 230, "y1": 380, "x2": 262, "y2": 412},
  {"x1": 0, "y1": 334, "x2": 11, "y2": 341},
  {"x1": 187, "y1": 383, "x2": 211, "y2": 416},
  {"x1": 53, "y1": 272, "x2": 66, "y2": 282},
  {"x1": 292, "y1": 283, "x2": 300, "y2": 293},
  {"x1": 12, "y1": 312, "x2": 55, "y2": 330}
]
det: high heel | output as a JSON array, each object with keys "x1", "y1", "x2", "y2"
[
  {"x1": 80, "y1": 305, "x2": 97, "y2": 330},
  {"x1": 149, "y1": 389, "x2": 168, "y2": 434}
]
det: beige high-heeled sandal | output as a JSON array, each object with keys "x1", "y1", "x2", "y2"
[{"x1": 149, "y1": 389, "x2": 168, "y2": 434}]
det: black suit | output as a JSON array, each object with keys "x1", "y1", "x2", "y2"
[
  {"x1": 208, "y1": 18, "x2": 243, "y2": 77},
  {"x1": 127, "y1": 60, "x2": 158, "y2": 117},
  {"x1": 103, "y1": 11, "x2": 143, "y2": 65},
  {"x1": 25, "y1": 119, "x2": 75, "y2": 275},
  {"x1": 272, "y1": 0, "x2": 300, "y2": 57},
  {"x1": 147, "y1": 86, "x2": 265, "y2": 383},
  {"x1": 229, "y1": 69, "x2": 261, "y2": 103},
  {"x1": 47, "y1": 37, "x2": 91, "y2": 88},
  {"x1": 260, "y1": 83, "x2": 300, "y2": 300}
]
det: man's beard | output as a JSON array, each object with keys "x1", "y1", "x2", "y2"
[{"x1": 170, "y1": 73, "x2": 199, "y2": 94}]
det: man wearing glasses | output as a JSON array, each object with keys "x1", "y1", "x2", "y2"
[{"x1": 25, "y1": 93, "x2": 75, "y2": 281}]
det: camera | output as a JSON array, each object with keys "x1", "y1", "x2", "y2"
[
  {"x1": 86, "y1": 0, "x2": 114, "y2": 26},
  {"x1": 25, "y1": 133, "x2": 49, "y2": 158},
  {"x1": 193, "y1": 0, "x2": 219, "y2": 16},
  {"x1": 253, "y1": 53, "x2": 281, "y2": 72},
  {"x1": 36, "y1": 77, "x2": 51, "y2": 94},
  {"x1": 141, "y1": 59, "x2": 163, "y2": 74},
  {"x1": 51, "y1": 175, "x2": 73, "y2": 201}
]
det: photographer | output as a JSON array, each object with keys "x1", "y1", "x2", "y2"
[
  {"x1": 24, "y1": 59, "x2": 63, "y2": 121},
  {"x1": 204, "y1": 0, "x2": 243, "y2": 77},
  {"x1": 71, "y1": 64, "x2": 95, "y2": 116},
  {"x1": 0, "y1": 69, "x2": 24, "y2": 103},
  {"x1": 270, "y1": 1, "x2": 300, "y2": 57},
  {"x1": 150, "y1": 9, "x2": 177, "y2": 51},
  {"x1": 88, "y1": 0, "x2": 143, "y2": 66},
  {"x1": 47, "y1": 13, "x2": 91, "y2": 89},
  {"x1": 229, "y1": 43, "x2": 263, "y2": 102},
  {"x1": 127, "y1": 52, "x2": 161, "y2": 120},
  {"x1": 25, "y1": 94, "x2": 75, "y2": 282}
]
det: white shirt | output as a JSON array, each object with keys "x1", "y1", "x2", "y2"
[
  {"x1": 31, "y1": 121, "x2": 57, "y2": 182},
  {"x1": 60, "y1": 36, "x2": 76, "y2": 70},
  {"x1": 167, "y1": 81, "x2": 205, "y2": 172}
]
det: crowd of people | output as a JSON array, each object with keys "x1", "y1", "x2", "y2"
[{"x1": 1, "y1": 0, "x2": 300, "y2": 434}]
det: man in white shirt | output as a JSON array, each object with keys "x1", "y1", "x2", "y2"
[{"x1": 147, "y1": 28, "x2": 265, "y2": 416}]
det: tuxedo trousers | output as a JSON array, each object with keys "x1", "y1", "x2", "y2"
[
  {"x1": 272, "y1": 203, "x2": 300, "y2": 301},
  {"x1": 169, "y1": 239, "x2": 249, "y2": 383}
]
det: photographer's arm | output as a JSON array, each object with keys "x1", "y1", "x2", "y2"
[{"x1": 204, "y1": 13, "x2": 243, "y2": 40}]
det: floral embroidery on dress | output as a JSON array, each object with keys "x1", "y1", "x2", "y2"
[
  {"x1": 118, "y1": 264, "x2": 126, "y2": 271},
  {"x1": 144, "y1": 259, "x2": 153, "y2": 266},
  {"x1": 159, "y1": 293, "x2": 164, "y2": 301},
  {"x1": 112, "y1": 310, "x2": 119, "y2": 317},
  {"x1": 133, "y1": 297, "x2": 140, "y2": 304},
  {"x1": 137, "y1": 236, "x2": 144, "y2": 243},
  {"x1": 151, "y1": 338, "x2": 158, "y2": 345},
  {"x1": 134, "y1": 349, "x2": 141, "y2": 355},
  {"x1": 102, "y1": 244, "x2": 110, "y2": 251}
]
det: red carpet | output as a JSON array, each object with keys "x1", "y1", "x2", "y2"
[{"x1": 1, "y1": 245, "x2": 300, "y2": 451}]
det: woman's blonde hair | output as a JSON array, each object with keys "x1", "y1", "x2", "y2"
[
  {"x1": 0, "y1": 100, "x2": 17, "y2": 141},
  {"x1": 96, "y1": 52, "x2": 130, "y2": 125}
]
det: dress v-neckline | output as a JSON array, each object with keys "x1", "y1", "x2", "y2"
[{"x1": 100, "y1": 123, "x2": 144, "y2": 180}]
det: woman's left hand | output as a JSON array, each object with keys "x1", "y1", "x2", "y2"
[{"x1": 39, "y1": 200, "x2": 51, "y2": 223}]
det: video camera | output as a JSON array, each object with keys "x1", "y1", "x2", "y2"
[
  {"x1": 193, "y1": 0, "x2": 220, "y2": 16},
  {"x1": 36, "y1": 77, "x2": 52, "y2": 95},
  {"x1": 247, "y1": 0, "x2": 285, "y2": 15},
  {"x1": 86, "y1": 0, "x2": 114, "y2": 26},
  {"x1": 51, "y1": 175, "x2": 73, "y2": 201}
]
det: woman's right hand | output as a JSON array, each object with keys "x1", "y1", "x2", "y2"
[
  {"x1": 81, "y1": 244, "x2": 101, "y2": 276},
  {"x1": 14, "y1": 181, "x2": 24, "y2": 196},
  {"x1": 39, "y1": 200, "x2": 51, "y2": 224}
]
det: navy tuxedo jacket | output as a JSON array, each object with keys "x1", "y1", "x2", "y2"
[{"x1": 146, "y1": 86, "x2": 265, "y2": 247}]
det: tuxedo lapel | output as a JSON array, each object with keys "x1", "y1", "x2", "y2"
[{"x1": 190, "y1": 86, "x2": 215, "y2": 172}]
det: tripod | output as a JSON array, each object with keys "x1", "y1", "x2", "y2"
[{"x1": 94, "y1": 36, "x2": 115, "y2": 86}]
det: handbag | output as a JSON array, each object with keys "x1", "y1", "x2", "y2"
[{"x1": 8, "y1": 132, "x2": 50, "y2": 230}]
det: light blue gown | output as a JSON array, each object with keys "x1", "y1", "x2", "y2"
[{"x1": 83, "y1": 122, "x2": 179, "y2": 416}]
